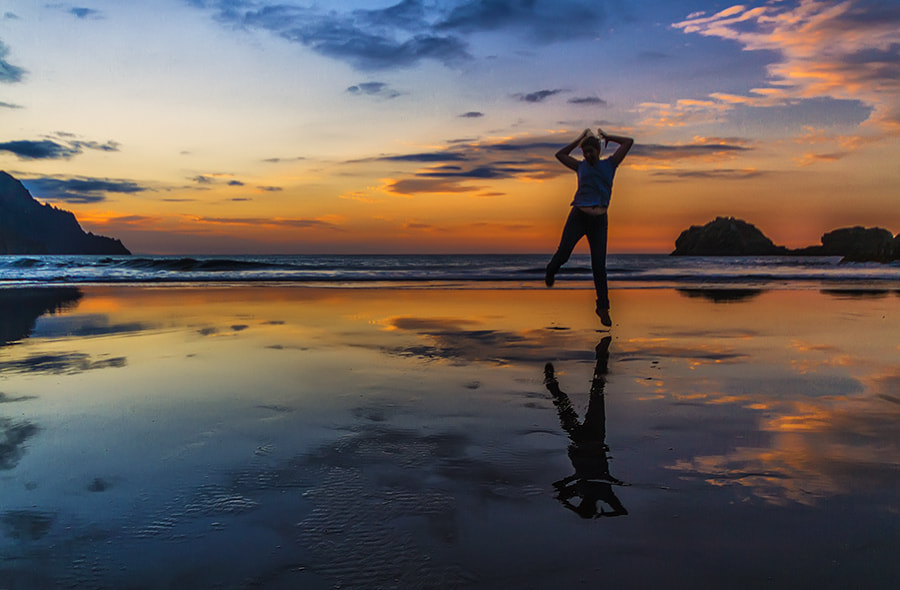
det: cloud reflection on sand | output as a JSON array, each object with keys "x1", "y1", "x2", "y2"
[
  {"x1": 368, "y1": 290, "x2": 899, "y2": 516},
  {"x1": 0, "y1": 352, "x2": 126, "y2": 375},
  {"x1": 626, "y1": 290, "x2": 900, "y2": 508},
  {"x1": 382, "y1": 315, "x2": 591, "y2": 364},
  {"x1": 0, "y1": 286, "x2": 897, "y2": 587},
  {"x1": 0, "y1": 417, "x2": 39, "y2": 471},
  {"x1": 669, "y1": 398, "x2": 900, "y2": 507}
]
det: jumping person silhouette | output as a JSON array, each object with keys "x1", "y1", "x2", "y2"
[{"x1": 545, "y1": 128, "x2": 633, "y2": 326}]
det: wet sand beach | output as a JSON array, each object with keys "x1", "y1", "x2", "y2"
[{"x1": 1, "y1": 285, "x2": 898, "y2": 588}]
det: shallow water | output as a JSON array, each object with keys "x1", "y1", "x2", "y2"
[{"x1": 0, "y1": 286, "x2": 898, "y2": 588}]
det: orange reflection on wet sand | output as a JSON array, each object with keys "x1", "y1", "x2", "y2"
[
  {"x1": 3, "y1": 286, "x2": 898, "y2": 511},
  {"x1": 1, "y1": 284, "x2": 898, "y2": 587}
]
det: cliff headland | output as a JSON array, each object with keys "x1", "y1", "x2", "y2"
[{"x1": 0, "y1": 171, "x2": 130, "y2": 255}]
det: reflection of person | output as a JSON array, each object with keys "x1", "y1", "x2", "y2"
[
  {"x1": 545, "y1": 128, "x2": 634, "y2": 326},
  {"x1": 544, "y1": 336, "x2": 628, "y2": 518}
]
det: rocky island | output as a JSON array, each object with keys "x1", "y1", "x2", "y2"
[
  {"x1": 0, "y1": 171, "x2": 130, "y2": 255},
  {"x1": 673, "y1": 217, "x2": 900, "y2": 263}
]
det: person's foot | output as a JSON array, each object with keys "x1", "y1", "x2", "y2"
[
  {"x1": 544, "y1": 267, "x2": 555, "y2": 287},
  {"x1": 595, "y1": 306, "x2": 612, "y2": 327}
]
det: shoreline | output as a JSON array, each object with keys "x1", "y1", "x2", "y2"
[{"x1": 3, "y1": 279, "x2": 900, "y2": 291}]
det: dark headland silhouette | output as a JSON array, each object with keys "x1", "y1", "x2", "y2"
[
  {"x1": 0, "y1": 171, "x2": 130, "y2": 255},
  {"x1": 673, "y1": 217, "x2": 900, "y2": 263}
]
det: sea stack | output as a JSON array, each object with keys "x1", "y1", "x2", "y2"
[{"x1": 671, "y1": 217, "x2": 788, "y2": 256}]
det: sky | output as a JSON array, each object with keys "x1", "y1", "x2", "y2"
[{"x1": 1, "y1": 0, "x2": 898, "y2": 254}]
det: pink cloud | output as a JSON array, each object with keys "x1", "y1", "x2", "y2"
[{"x1": 673, "y1": 1, "x2": 900, "y2": 135}]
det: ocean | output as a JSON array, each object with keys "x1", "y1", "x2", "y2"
[{"x1": 2, "y1": 253, "x2": 900, "y2": 289}]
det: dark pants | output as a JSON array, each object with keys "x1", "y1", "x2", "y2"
[{"x1": 547, "y1": 208, "x2": 609, "y2": 309}]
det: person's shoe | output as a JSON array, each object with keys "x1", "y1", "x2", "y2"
[
  {"x1": 595, "y1": 306, "x2": 612, "y2": 327},
  {"x1": 544, "y1": 267, "x2": 555, "y2": 287}
]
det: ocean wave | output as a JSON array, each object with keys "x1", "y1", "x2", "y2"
[
  {"x1": 114, "y1": 257, "x2": 285, "y2": 272},
  {"x1": 10, "y1": 257, "x2": 45, "y2": 268},
  {"x1": 1, "y1": 254, "x2": 899, "y2": 288}
]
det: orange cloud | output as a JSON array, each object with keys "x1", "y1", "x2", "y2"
[
  {"x1": 674, "y1": 1, "x2": 900, "y2": 136},
  {"x1": 789, "y1": 126, "x2": 882, "y2": 164},
  {"x1": 386, "y1": 177, "x2": 485, "y2": 196},
  {"x1": 636, "y1": 99, "x2": 732, "y2": 128}
]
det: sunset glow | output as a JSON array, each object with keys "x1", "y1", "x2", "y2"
[{"x1": 1, "y1": 1, "x2": 898, "y2": 254}]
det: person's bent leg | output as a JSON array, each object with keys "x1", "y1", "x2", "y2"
[{"x1": 546, "y1": 208, "x2": 587, "y2": 287}]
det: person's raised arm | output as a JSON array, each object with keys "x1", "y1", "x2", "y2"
[
  {"x1": 598, "y1": 128, "x2": 634, "y2": 168},
  {"x1": 556, "y1": 129, "x2": 592, "y2": 171}
]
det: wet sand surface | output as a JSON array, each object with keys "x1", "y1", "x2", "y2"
[{"x1": 1, "y1": 286, "x2": 898, "y2": 588}]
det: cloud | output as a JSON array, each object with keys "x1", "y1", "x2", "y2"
[
  {"x1": 637, "y1": 99, "x2": 733, "y2": 128},
  {"x1": 192, "y1": 0, "x2": 618, "y2": 71},
  {"x1": 651, "y1": 168, "x2": 767, "y2": 181},
  {"x1": 515, "y1": 88, "x2": 564, "y2": 103},
  {"x1": 633, "y1": 139, "x2": 752, "y2": 161},
  {"x1": 0, "y1": 140, "x2": 78, "y2": 160},
  {"x1": 794, "y1": 152, "x2": 844, "y2": 166},
  {"x1": 480, "y1": 139, "x2": 561, "y2": 152},
  {"x1": 91, "y1": 214, "x2": 158, "y2": 227},
  {"x1": 673, "y1": 0, "x2": 900, "y2": 135},
  {"x1": 387, "y1": 178, "x2": 484, "y2": 195},
  {"x1": 459, "y1": 111, "x2": 484, "y2": 118},
  {"x1": 384, "y1": 158, "x2": 553, "y2": 195},
  {"x1": 195, "y1": 216, "x2": 345, "y2": 231},
  {"x1": 361, "y1": 133, "x2": 759, "y2": 196},
  {"x1": 369, "y1": 151, "x2": 470, "y2": 163},
  {"x1": 415, "y1": 163, "x2": 529, "y2": 179},
  {"x1": 0, "y1": 100, "x2": 22, "y2": 109},
  {"x1": 0, "y1": 40, "x2": 26, "y2": 83},
  {"x1": 69, "y1": 7, "x2": 102, "y2": 19},
  {"x1": 189, "y1": 172, "x2": 245, "y2": 186},
  {"x1": 346, "y1": 82, "x2": 401, "y2": 99},
  {"x1": 192, "y1": 0, "x2": 470, "y2": 71},
  {"x1": 262, "y1": 156, "x2": 306, "y2": 163},
  {"x1": 353, "y1": 134, "x2": 576, "y2": 196},
  {"x1": 0, "y1": 136, "x2": 119, "y2": 160},
  {"x1": 435, "y1": 0, "x2": 611, "y2": 43},
  {"x1": 45, "y1": 3, "x2": 102, "y2": 19},
  {"x1": 69, "y1": 139, "x2": 120, "y2": 152},
  {"x1": 402, "y1": 221, "x2": 444, "y2": 232},
  {"x1": 568, "y1": 96, "x2": 607, "y2": 106},
  {"x1": 23, "y1": 176, "x2": 149, "y2": 204},
  {"x1": 638, "y1": 50, "x2": 670, "y2": 60}
]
